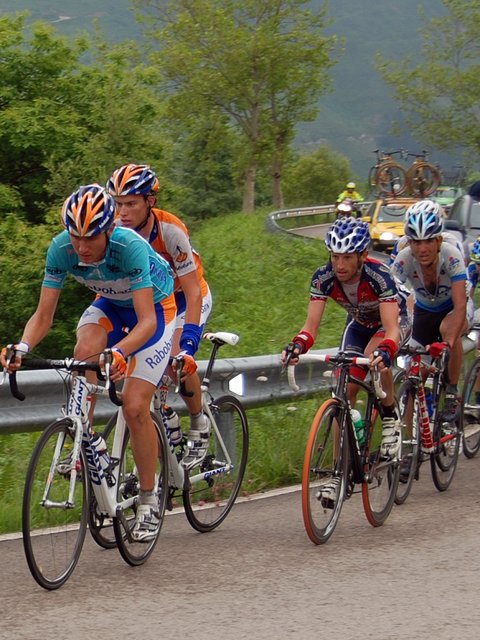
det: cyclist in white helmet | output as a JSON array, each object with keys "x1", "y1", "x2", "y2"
[
  {"x1": 281, "y1": 217, "x2": 405, "y2": 495},
  {"x1": 391, "y1": 199, "x2": 468, "y2": 421}
]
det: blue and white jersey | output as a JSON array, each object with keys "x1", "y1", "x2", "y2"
[
  {"x1": 391, "y1": 243, "x2": 466, "y2": 312},
  {"x1": 43, "y1": 227, "x2": 174, "y2": 307}
]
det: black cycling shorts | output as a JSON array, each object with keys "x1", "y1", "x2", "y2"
[{"x1": 412, "y1": 304, "x2": 451, "y2": 346}]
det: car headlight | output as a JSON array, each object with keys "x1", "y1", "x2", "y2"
[{"x1": 379, "y1": 231, "x2": 399, "y2": 242}]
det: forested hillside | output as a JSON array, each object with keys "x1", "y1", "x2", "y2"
[{"x1": 1, "y1": 0, "x2": 449, "y2": 178}]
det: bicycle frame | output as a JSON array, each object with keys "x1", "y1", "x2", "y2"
[
  {"x1": 400, "y1": 349, "x2": 453, "y2": 453},
  {"x1": 155, "y1": 332, "x2": 240, "y2": 493},
  {"x1": 289, "y1": 352, "x2": 386, "y2": 482},
  {"x1": 45, "y1": 375, "x2": 135, "y2": 518}
]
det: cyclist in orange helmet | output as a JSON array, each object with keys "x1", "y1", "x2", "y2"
[{"x1": 107, "y1": 164, "x2": 213, "y2": 470}]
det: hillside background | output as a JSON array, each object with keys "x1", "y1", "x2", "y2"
[{"x1": 1, "y1": 0, "x2": 453, "y2": 182}]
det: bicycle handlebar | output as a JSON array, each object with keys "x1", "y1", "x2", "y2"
[
  {"x1": 286, "y1": 353, "x2": 386, "y2": 399},
  {"x1": 2, "y1": 353, "x2": 122, "y2": 406}
]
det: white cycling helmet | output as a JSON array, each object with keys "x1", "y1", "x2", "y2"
[
  {"x1": 404, "y1": 199, "x2": 443, "y2": 239},
  {"x1": 325, "y1": 216, "x2": 370, "y2": 253}
]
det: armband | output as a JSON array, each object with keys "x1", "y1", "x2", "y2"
[
  {"x1": 292, "y1": 331, "x2": 315, "y2": 354},
  {"x1": 15, "y1": 341, "x2": 30, "y2": 355},
  {"x1": 179, "y1": 323, "x2": 202, "y2": 356},
  {"x1": 376, "y1": 339, "x2": 398, "y2": 360}
]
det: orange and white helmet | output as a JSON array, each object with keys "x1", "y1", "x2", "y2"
[
  {"x1": 62, "y1": 184, "x2": 115, "y2": 237},
  {"x1": 106, "y1": 164, "x2": 159, "y2": 196}
]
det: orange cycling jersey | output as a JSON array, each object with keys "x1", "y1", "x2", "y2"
[{"x1": 147, "y1": 208, "x2": 209, "y2": 296}]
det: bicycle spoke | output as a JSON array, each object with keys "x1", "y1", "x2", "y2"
[
  {"x1": 183, "y1": 395, "x2": 249, "y2": 533},
  {"x1": 22, "y1": 419, "x2": 87, "y2": 590},
  {"x1": 302, "y1": 399, "x2": 347, "y2": 544},
  {"x1": 113, "y1": 415, "x2": 167, "y2": 565}
]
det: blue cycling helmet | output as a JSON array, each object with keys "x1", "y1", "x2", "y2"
[
  {"x1": 470, "y1": 237, "x2": 480, "y2": 264},
  {"x1": 404, "y1": 199, "x2": 443, "y2": 239},
  {"x1": 62, "y1": 184, "x2": 115, "y2": 237},
  {"x1": 325, "y1": 216, "x2": 370, "y2": 253},
  {"x1": 106, "y1": 163, "x2": 159, "y2": 196}
]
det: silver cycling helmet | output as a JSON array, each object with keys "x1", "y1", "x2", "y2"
[
  {"x1": 325, "y1": 216, "x2": 371, "y2": 253},
  {"x1": 404, "y1": 199, "x2": 443, "y2": 239}
]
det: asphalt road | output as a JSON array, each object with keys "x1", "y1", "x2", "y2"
[{"x1": 1, "y1": 452, "x2": 480, "y2": 640}]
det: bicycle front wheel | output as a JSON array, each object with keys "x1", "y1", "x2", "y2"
[
  {"x1": 394, "y1": 381, "x2": 420, "y2": 505},
  {"x1": 302, "y1": 399, "x2": 347, "y2": 545},
  {"x1": 460, "y1": 356, "x2": 480, "y2": 458},
  {"x1": 22, "y1": 419, "x2": 88, "y2": 590},
  {"x1": 183, "y1": 395, "x2": 249, "y2": 533},
  {"x1": 113, "y1": 414, "x2": 168, "y2": 566},
  {"x1": 430, "y1": 388, "x2": 460, "y2": 491},
  {"x1": 362, "y1": 403, "x2": 400, "y2": 526}
]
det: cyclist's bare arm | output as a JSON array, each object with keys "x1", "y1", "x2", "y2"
[
  {"x1": 443, "y1": 280, "x2": 468, "y2": 347},
  {"x1": 176, "y1": 270, "x2": 203, "y2": 329},
  {"x1": 369, "y1": 301, "x2": 400, "y2": 370}
]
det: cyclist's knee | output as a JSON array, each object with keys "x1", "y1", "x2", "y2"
[{"x1": 74, "y1": 324, "x2": 107, "y2": 359}]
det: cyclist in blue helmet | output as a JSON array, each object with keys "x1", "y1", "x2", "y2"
[
  {"x1": 281, "y1": 217, "x2": 405, "y2": 505},
  {"x1": 391, "y1": 199, "x2": 468, "y2": 422}
]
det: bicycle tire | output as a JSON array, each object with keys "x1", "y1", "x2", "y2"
[
  {"x1": 22, "y1": 419, "x2": 88, "y2": 590},
  {"x1": 373, "y1": 161, "x2": 407, "y2": 196},
  {"x1": 406, "y1": 162, "x2": 441, "y2": 197},
  {"x1": 460, "y1": 356, "x2": 480, "y2": 458},
  {"x1": 430, "y1": 387, "x2": 460, "y2": 491},
  {"x1": 183, "y1": 394, "x2": 249, "y2": 533},
  {"x1": 394, "y1": 380, "x2": 420, "y2": 505},
  {"x1": 113, "y1": 413, "x2": 168, "y2": 566},
  {"x1": 301, "y1": 399, "x2": 347, "y2": 545},
  {"x1": 362, "y1": 400, "x2": 400, "y2": 526},
  {"x1": 87, "y1": 414, "x2": 117, "y2": 549}
]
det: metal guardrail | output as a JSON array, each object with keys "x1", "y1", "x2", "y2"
[
  {"x1": 0, "y1": 348, "x2": 338, "y2": 435},
  {"x1": 266, "y1": 202, "x2": 375, "y2": 236},
  {"x1": 1, "y1": 333, "x2": 477, "y2": 435}
]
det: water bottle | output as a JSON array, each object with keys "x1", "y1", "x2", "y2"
[
  {"x1": 351, "y1": 409, "x2": 365, "y2": 446},
  {"x1": 164, "y1": 406, "x2": 183, "y2": 446},
  {"x1": 91, "y1": 433, "x2": 112, "y2": 472},
  {"x1": 425, "y1": 388, "x2": 434, "y2": 418}
]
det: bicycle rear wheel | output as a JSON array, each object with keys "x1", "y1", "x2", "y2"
[
  {"x1": 430, "y1": 388, "x2": 460, "y2": 491},
  {"x1": 395, "y1": 381, "x2": 420, "y2": 505},
  {"x1": 406, "y1": 162, "x2": 441, "y2": 197},
  {"x1": 22, "y1": 419, "x2": 88, "y2": 590},
  {"x1": 113, "y1": 414, "x2": 168, "y2": 566},
  {"x1": 87, "y1": 415, "x2": 117, "y2": 549},
  {"x1": 460, "y1": 356, "x2": 480, "y2": 458},
  {"x1": 362, "y1": 401, "x2": 400, "y2": 526},
  {"x1": 302, "y1": 399, "x2": 347, "y2": 545},
  {"x1": 183, "y1": 395, "x2": 249, "y2": 533},
  {"x1": 374, "y1": 161, "x2": 407, "y2": 196}
]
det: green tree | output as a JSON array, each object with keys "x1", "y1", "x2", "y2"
[
  {"x1": 377, "y1": 0, "x2": 480, "y2": 161},
  {"x1": 0, "y1": 13, "x2": 176, "y2": 222},
  {"x1": 282, "y1": 146, "x2": 353, "y2": 208},
  {"x1": 134, "y1": 0, "x2": 337, "y2": 213}
]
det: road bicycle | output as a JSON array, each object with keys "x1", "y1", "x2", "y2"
[
  {"x1": 3, "y1": 331, "x2": 248, "y2": 590},
  {"x1": 404, "y1": 150, "x2": 441, "y2": 197},
  {"x1": 288, "y1": 352, "x2": 401, "y2": 545},
  {"x1": 91, "y1": 331, "x2": 249, "y2": 550},
  {"x1": 459, "y1": 338, "x2": 480, "y2": 458},
  {"x1": 368, "y1": 149, "x2": 408, "y2": 197},
  {"x1": 394, "y1": 344, "x2": 461, "y2": 505}
]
